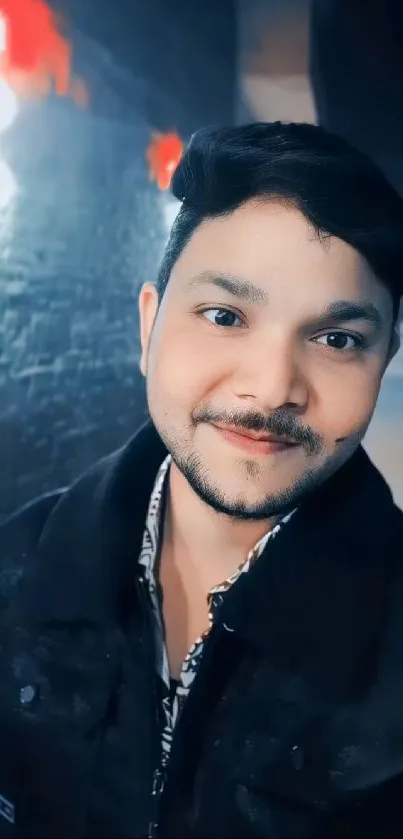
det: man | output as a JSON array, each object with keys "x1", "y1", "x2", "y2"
[{"x1": 0, "y1": 121, "x2": 402, "y2": 839}]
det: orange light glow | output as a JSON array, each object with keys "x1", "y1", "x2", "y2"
[
  {"x1": 146, "y1": 131, "x2": 184, "y2": 191},
  {"x1": 0, "y1": 0, "x2": 88, "y2": 105}
]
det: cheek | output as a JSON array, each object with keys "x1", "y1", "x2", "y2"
[
  {"x1": 316, "y1": 365, "x2": 383, "y2": 440},
  {"x1": 147, "y1": 323, "x2": 222, "y2": 409}
]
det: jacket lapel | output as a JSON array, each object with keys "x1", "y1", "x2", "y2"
[
  {"x1": 218, "y1": 445, "x2": 398, "y2": 698},
  {"x1": 22, "y1": 422, "x2": 168, "y2": 624}
]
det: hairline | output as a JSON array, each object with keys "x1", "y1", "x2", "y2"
[{"x1": 156, "y1": 197, "x2": 401, "y2": 323}]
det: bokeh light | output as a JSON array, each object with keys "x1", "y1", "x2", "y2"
[{"x1": 0, "y1": 74, "x2": 18, "y2": 133}]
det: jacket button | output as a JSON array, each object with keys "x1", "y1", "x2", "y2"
[
  {"x1": 291, "y1": 745, "x2": 304, "y2": 771},
  {"x1": 20, "y1": 684, "x2": 37, "y2": 705}
]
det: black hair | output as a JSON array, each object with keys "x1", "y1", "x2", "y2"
[{"x1": 156, "y1": 121, "x2": 403, "y2": 321}]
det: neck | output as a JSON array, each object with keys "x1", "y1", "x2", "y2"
[{"x1": 163, "y1": 460, "x2": 278, "y2": 590}]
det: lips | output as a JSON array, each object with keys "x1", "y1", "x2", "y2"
[
  {"x1": 213, "y1": 424, "x2": 297, "y2": 445},
  {"x1": 211, "y1": 423, "x2": 299, "y2": 456}
]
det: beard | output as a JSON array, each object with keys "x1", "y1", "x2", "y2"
[{"x1": 154, "y1": 419, "x2": 363, "y2": 522}]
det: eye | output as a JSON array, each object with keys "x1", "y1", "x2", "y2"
[
  {"x1": 313, "y1": 332, "x2": 364, "y2": 351},
  {"x1": 201, "y1": 308, "x2": 244, "y2": 328}
]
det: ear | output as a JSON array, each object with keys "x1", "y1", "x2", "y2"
[
  {"x1": 138, "y1": 283, "x2": 159, "y2": 376},
  {"x1": 386, "y1": 322, "x2": 401, "y2": 368}
]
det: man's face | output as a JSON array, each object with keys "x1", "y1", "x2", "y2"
[{"x1": 139, "y1": 200, "x2": 398, "y2": 520}]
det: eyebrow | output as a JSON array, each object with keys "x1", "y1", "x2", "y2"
[
  {"x1": 187, "y1": 272, "x2": 384, "y2": 330},
  {"x1": 314, "y1": 300, "x2": 383, "y2": 331},
  {"x1": 187, "y1": 271, "x2": 269, "y2": 305}
]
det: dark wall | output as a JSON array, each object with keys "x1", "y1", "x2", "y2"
[
  {"x1": 0, "y1": 0, "x2": 237, "y2": 516},
  {"x1": 310, "y1": 0, "x2": 403, "y2": 194},
  {"x1": 48, "y1": 0, "x2": 237, "y2": 136}
]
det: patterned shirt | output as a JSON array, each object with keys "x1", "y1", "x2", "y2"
[{"x1": 138, "y1": 454, "x2": 294, "y2": 826}]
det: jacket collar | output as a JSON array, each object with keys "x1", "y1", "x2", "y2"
[
  {"x1": 218, "y1": 445, "x2": 401, "y2": 696},
  {"x1": 24, "y1": 421, "x2": 167, "y2": 623},
  {"x1": 24, "y1": 420, "x2": 401, "y2": 663}
]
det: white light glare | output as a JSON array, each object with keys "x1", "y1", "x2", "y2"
[
  {"x1": 0, "y1": 155, "x2": 17, "y2": 209},
  {"x1": 162, "y1": 197, "x2": 181, "y2": 233},
  {"x1": 0, "y1": 14, "x2": 6, "y2": 54},
  {"x1": 0, "y1": 15, "x2": 18, "y2": 134},
  {"x1": 0, "y1": 76, "x2": 18, "y2": 134}
]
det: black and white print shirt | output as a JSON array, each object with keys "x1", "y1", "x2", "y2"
[{"x1": 138, "y1": 454, "x2": 294, "y2": 810}]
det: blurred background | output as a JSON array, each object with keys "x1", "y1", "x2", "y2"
[{"x1": 0, "y1": 0, "x2": 402, "y2": 516}]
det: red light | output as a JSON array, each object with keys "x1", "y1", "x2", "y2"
[
  {"x1": 0, "y1": 0, "x2": 87, "y2": 105},
  {"x1": 146, "y1": 132, "x2": 184, "y2": 191}
]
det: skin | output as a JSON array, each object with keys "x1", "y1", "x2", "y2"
[{"x1": 138, "y1": 200, "x2": 399, "y2": 668}]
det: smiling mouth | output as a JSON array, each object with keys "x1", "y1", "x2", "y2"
[{"x1": 211, "y1": 423, "x2": 300, "y2": 455}]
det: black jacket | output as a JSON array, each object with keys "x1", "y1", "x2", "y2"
[{"x1": 1, "y1": 421, "x2": 403, "y2": 838}]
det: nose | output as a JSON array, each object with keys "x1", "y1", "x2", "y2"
[{"x1": 231, "y1": 334, "x2": 309, "y2": 412}]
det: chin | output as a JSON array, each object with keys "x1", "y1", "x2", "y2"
[{"x1": 222, "y1": 480, "x2": 297, "y2": 510}]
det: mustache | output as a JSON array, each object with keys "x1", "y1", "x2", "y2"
[{"x1": 193, "y1": 407, "x2": 323, "y2": 456}]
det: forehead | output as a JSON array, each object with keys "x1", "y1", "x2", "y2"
[{"x1": 169, "y1": 200, "x2": 391, "y2": 315}]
